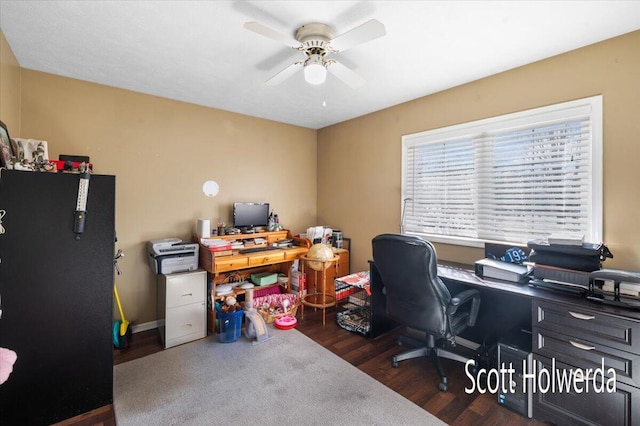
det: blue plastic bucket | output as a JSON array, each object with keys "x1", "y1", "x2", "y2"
[{"x1": 217, "y1": 310, "x2": 244, "y2": 343}]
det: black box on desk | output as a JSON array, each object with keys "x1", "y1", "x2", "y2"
[{"x1": 498, "y1": 328, "x2": 533, "y2": 418}]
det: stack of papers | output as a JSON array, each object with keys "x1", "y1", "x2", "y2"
[
  {"x1": 548, "y1": 234, "x2": 585, "y2": 246},
  {"x1": 306, "y1": 226, "x2": 333, "y2": 244},
  {"x1": 200, "y1": 238, "x2": 224, "y2": 246},
  {"x1": 200, "y1": 238, "x2": 232, "y2": 251},
  {"x1": 335, "y1": 271, "x2": 370, "y2": 289}
]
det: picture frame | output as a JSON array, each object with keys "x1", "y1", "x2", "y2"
[{"x1": 0, "y1": 120, "x2": 14, "y2": 167}]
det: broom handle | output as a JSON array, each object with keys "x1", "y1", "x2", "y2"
[{"x1": 114, "y1": 285, "x2": 127, "y2": 322}]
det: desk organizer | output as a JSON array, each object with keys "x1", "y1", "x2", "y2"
[{"x1": 587, "y1": 269, "x2": 640, "y2": 309}]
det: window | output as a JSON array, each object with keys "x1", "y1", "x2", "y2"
[{"x1": 402, "y1": 96, "x2": 602, "y2": 247}]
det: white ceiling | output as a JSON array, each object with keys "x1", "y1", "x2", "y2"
[{"x1": 1, "y1": 1, "x2": 639, "y2": 130}]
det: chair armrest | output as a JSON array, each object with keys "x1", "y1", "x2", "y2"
[{"x1": 447, "y1": 289, "x2": 481, "y2": 327}]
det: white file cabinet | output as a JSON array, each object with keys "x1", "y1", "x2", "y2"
[{"x1": 157, "y1": 270, "x2": 207, "y2": 349}]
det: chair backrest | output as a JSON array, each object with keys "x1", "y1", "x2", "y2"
[{"x1": 372, "y1": 234, "x2": 451, "y2": 337}]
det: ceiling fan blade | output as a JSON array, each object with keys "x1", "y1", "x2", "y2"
[
  {"x1": 326, "y1": 61, "x2": 366, "y2": 89},
  {"x1": 266, "y1": 62, "x2": 304, "y2": 86},
  {"x1": 329, "y1": 19, "x2": 386, "y2": 52},
  {"x1": 244, "y1": 21, "x2": 300, "y2": 49}
]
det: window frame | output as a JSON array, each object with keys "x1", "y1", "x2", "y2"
[{"x1": 401, "y1": 96, "x2": 603, "y2": 248}]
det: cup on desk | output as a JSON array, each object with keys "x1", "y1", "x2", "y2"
[{"x1": 217, "y1": 225, "x2": 225, "y2": 236}]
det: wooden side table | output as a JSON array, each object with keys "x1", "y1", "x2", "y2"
[{"x1": 300, "y1": 254, "x2": 340, "y2": 325}]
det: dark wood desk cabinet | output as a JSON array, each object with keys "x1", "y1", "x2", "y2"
[
  {"x1": 531, "y1": 299, "x2": 640, "y2": 425},
  {"x1": 370, "y1": 261, "x2": 640, "y2": 425}
]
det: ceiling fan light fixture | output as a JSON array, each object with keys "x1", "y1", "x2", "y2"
[{"x1": 304, "y1": 54, "x2": 327, "y2": 85}]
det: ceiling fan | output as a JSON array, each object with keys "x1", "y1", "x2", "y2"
[{"x1": 244, "y1": 19, "x2": 386, "y2": 89}]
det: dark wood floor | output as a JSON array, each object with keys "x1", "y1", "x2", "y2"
[{"x1": 64, "y1": 307, "x2": 547, "y2": 425}]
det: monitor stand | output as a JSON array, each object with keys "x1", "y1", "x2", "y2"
[{"x1": 240, "y1": 227, "x2": 255, "y2": 234}]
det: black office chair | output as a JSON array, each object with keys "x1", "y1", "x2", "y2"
[{"x1": 372, "y1": 233, "x2": 481, "y2": 391}]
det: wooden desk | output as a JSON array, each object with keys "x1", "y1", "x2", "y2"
[
  {"x1": 200, "y1": 245, "x2": 309, "y2": 279},
  {"x1": 196, "y1": 231, "x2": 310, "y2": 332},
  {"x1": 197, "y1": 230, "x2": 309, "y2": 280}
]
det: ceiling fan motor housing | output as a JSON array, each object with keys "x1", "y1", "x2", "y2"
[{"x1": 296, "y1": 23, "x2": 335, "y2": 55}]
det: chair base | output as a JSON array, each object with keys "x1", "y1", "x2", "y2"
[{"x1": 392, "y1": 334, "x2": 472, "y2": 392}]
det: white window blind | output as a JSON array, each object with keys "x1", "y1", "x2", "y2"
[{"x1": 402, "y1": 96, "x2": 602, "y2": 247}]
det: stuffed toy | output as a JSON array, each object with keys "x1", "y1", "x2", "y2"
[
  {"x1": 1, "y1": 294, "x2": 18, "y2": 385},
  {"x1": 0, "y1": 347, "x2": 17, "y2": 385}
]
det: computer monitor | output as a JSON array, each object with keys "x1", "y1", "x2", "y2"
[{"x1": 233, "y1": 202, "x2": 269, "y2": 230}]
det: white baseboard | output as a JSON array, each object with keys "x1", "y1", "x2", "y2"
[{"x1": 131, "y1": 321, "x2": 159, "y2": 334}]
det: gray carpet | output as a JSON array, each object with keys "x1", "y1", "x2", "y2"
[{"x1": 113, "y1": 327, "x2": 446, "y2": 425}]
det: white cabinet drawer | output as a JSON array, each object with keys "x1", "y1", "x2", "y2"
[
  {"x1": 158, "y1": 270, "x2": 207, "y2": 348},
  {"x1": 165, "y1": 303, "x2": 206, "y2": 346},
  {"x1": 165, "y1": 270, "x2": 206, "y2": 308}
]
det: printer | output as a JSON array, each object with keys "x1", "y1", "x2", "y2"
[{"x1": 147, "y1": 238, "x2": 199, "y2": 275}]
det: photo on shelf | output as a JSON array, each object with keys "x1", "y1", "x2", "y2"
[
  {"x1": 13, "y1": 138, "x2": 49, "y2": 163},
  {"x1": 0, "y1": 120, "x2": 14, "y2": 168}
]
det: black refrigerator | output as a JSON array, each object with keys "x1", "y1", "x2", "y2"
[{"x1": 0, "y1": 169, "x2": 115, "y2": 425}]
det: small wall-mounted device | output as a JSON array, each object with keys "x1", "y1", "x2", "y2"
[
  {"x1": 202, "y1": 180, "x2": 219, "y2": 197},
  {"x1": 73, "y1": 172, "x2": 90, "y2": 239}
]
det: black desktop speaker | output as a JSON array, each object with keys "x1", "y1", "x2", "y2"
[{"x1": 497, "y1": 328, "x2": 533, "y2": 418}]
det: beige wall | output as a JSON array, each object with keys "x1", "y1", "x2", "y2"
[
  {"x1": 318, "y1": 30, "x2": 640, "y2": 273},
  {"x1": 0, "y1": 30, "x2": 20, "y2": 131},
  {"x1": 15, "y1": 70, "x2": 317, "y2": 324},
  {"x1": 3, "y1": 28, "x2": 640, "y2": 326}
]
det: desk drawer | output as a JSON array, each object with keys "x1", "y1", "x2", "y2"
[
  {"x1": 533, "y1": 326, "x2": 640, "y2": 388},
  {"x1": 248, "y1": 252, "x2": 285, "y2": 266},
  {"x1": 284, "y1": 249, "x2": 304, "y2": 261},
  {"x1": 215, "y1": 256, "x2": 249, "y2": 272},
  {"x1": 533, "y1": 354, "x2": 639, "y2": 426},
  {"x1": 533, "y1": 300, "x2": 640, "y2": 354}
]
